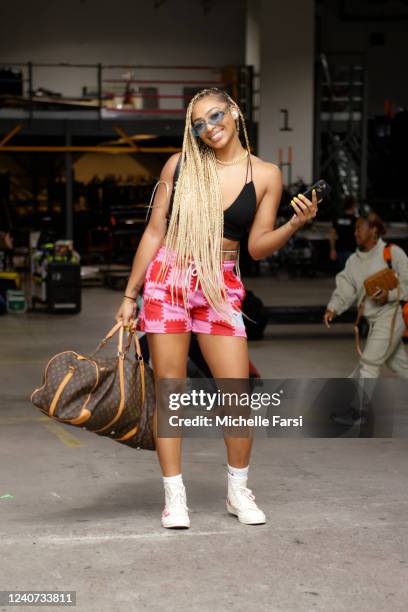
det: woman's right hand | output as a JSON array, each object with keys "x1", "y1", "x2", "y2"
[
  {"x1": 323, "y1": 309, "x2": 336, "y2": 329},
  {"x1": 115, "y1": 297, "x2": 138, "y2": 331}
]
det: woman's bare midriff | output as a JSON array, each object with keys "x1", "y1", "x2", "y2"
[
  {"x1": 221, "y1": 237, "x2": 240, "y2": 259},
  {"x1": 160, "y1": 236, "x2": 240, "y2": 260}
]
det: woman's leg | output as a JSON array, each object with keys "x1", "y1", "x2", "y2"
[
  {"x1": 196, "y1": 333, "x2": 265, "y2": 524},
  {"x1": 385, "y1": 311, "x2": 408, "y2": 379},
  {"x1": 147, "y1": 333, "x2": 190, "y2": 476},
  {"x1": 147, "y1": 332, "x2": 192, "y2": 529},
  {"x1": 387, "y1": 341, "x2": 408, "y2": 378},
  {"x1": 195, "y1": 334, "x2": 251, "y2": 466},
  {"x1": 147, "y1": 332, "x2": 191, "y2": 476},
  {"x1": 359, "y1": 309, "x2": 404, "y2": 378}
]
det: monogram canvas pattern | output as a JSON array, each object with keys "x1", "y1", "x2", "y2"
[{"x1": 31, "y1": 329, "x2": 156, "y2": 451}]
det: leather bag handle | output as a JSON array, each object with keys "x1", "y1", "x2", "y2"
[
  {"x1": 121, "y1": 328, "x2": 146, "y2": 404},
  {"x1": 122, "y1": 322, "x2": 143, "y2": 358},
  {"x1": 91, "y1": 320, "x2": 131, "y2": 357}
]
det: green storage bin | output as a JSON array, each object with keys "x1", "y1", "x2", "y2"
[{"x1": 6, "y1": 290, "x2": 27, "y2": 314}]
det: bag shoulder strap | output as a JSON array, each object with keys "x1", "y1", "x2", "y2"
[
  {"x1": 384, "y1": 242, "x2": 394, "y2": 269},
  {"x1": 355, "y1": 242, "x2": 401, "y2": 359},
  {"x1": 144, "y1": 180, "x2": 170, "y2": 224},
  {"x1": 166, "y1": 155, "x2": 182, "y2": 223}
]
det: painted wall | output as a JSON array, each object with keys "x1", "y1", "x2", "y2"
[{"x1": 258, "y1": 0, "x2": 315, "y2": 183}]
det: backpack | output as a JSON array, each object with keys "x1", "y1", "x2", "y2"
[
  {"x1": 242, "y1": 290, "x2": 269, "y2": 340},
  {"x1": 166, "y1": 155, "x2": 181, "y2": 225}
]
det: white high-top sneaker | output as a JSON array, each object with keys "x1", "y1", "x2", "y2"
[
  {"x1": 226, "y1": 483, "x2": 266, "y2": 525},
  {"x1": 161, "y1": 482, "x2": 190, "y2": 529}
]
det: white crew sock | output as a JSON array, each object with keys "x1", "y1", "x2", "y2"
[
  {"x1": 162, "y1": 474, "x2": 186, "y2": 510},
  {"x1": 227, "y1": 464, "x2": 249, "y2": 488},
  {"x1": 162, "y1": 473, "x2": 183, "y2": 486}
]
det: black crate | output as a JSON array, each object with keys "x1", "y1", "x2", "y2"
[{"x1": 46, "y1": 263, "x2": 81, "y2": 313}]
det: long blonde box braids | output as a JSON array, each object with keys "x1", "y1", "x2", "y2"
[{"x1": 160, "y1": 88, "x2": 252, "y2": 323}]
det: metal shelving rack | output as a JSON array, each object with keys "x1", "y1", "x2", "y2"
[
  {"x1": 0, "y1": 62, "x2": 255, "y2": 240},
  {"x1": 314, "y1": 53, "x2": 368, "y2": 205}
]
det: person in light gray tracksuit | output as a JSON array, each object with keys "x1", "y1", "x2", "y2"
[{"x1": 324, "y1": 213, "x2": 408, "y2": 379}]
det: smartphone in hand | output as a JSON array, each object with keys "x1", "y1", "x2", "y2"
[{"x1": 290, "y1": 179, "x2": 332, "y2": 212}]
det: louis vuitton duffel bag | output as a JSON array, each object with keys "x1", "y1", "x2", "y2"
[{"x1": 31, "y1": 321, "x2": 156, "y2": 450}]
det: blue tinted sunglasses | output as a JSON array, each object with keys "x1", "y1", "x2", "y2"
[{"x1": 191, "y1": 105, "x2": 230, "y2": 138}]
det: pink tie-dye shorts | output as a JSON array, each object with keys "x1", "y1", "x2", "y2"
[{"x1": 136, "y1": 246, "x2": 246, "y2": 337}]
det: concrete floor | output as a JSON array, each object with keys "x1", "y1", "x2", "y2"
[{"x1": 1, "y1": 277, "x2": 408, "y2": 612}]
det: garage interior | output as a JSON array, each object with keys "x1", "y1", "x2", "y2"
[{"x1": 1, "y1": 1, "x2": 408, "y2": 611}]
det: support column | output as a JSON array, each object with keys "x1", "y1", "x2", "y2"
[
  {"x1": 257, "y1": 0, "x2": 315, "y2": 185},
  {"x1": 245, "y1": 0, "x2": 260, "y2": 126},
  {"x1": 65, "y1": 124, "x2": 73, "y2": 240}
]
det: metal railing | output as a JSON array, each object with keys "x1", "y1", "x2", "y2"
[{"x1": 0, "y1": 61, "x2": 254, "y2": 122}]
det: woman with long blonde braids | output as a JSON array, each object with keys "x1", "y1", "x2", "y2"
[{"x1": 115, "y1": 88, "x2": 318, "y2": 528}]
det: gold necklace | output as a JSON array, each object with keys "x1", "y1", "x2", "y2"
[{"x1": 215, "y1": 150, "x2": 249, "y2": 166}]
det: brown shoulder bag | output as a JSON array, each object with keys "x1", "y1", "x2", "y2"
[{"x1": 354, "y1": 246, "x2": 401, "y2": 358}]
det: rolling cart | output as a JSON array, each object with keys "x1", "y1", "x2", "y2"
[{"x1": 30, "y1": 240, "x2": 81, "y2": 313}]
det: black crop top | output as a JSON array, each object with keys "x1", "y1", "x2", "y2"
[
  {"x1": 166, "y1": 155, "x2": 257, "y2": 241},
  {"x1": 223, "y1": 155, "x2": 256, "y2": 240}
]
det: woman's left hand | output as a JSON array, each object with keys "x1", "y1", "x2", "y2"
[
  {"x1": 289, "y1": 189, "x2": 318, "y2": 230},
  {"x1": 372, "y1": 287, "x2": 388, "y2": 305}
]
